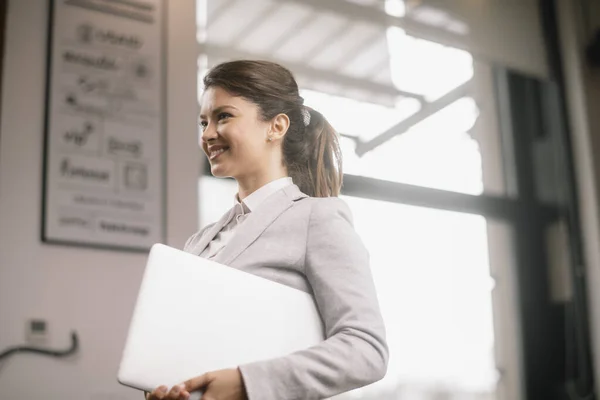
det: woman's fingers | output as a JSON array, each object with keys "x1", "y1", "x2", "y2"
[
  {"x1": 147, "y1": 386, "x2": 168, "y2": 399},
  {"x1": 147, "y1": 384, "x2": 189, "y2": 400},
  {"x1": 180, "y1": 390, "x2": 191, "y2": 400},
  {"x1": 166, "y1": 384, "x2": 190, "y2": 400},
  {"x1": 182, "y1": 372, "x2": 213, "y2": 392}
]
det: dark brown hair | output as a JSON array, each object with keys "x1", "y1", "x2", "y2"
[{"x1": 202, "y1": 60, "x2": 342, "y2": 197}]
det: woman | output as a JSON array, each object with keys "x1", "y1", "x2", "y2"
[{"x1": 147, "y1": 60, "x2": 388, "y2": 400}]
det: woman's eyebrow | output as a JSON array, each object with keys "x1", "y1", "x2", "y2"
[{"x1": 199, "y1": 105, "x2": 239, "y2": 119}]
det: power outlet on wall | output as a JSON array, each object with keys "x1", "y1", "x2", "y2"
[{"x1": 25, "y1": 319, "x2": 49, "y2": 346}]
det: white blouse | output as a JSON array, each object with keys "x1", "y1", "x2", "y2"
[{"x1": 201, "y1": 177, "x2": 293, "y2": 259}]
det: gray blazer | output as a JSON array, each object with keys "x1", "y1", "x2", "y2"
[{"x1": 184, "y1": 184, "x2": 388, "y2": 400}]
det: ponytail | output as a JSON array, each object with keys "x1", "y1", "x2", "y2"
[
  {"x1": 282, "y1": 106, "x2": 342, "y2": 198},
  {"x1": 303, "y1": 108, "x2": 342, "y2": 197}
]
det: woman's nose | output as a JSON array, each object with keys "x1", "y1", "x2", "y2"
[{"x1": 201, "y1": 122, "x2": 218, "y2": 143}]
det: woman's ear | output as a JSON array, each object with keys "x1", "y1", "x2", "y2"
[{"x1": 268, "y1": 113, "x2": 290, "y2": 141}]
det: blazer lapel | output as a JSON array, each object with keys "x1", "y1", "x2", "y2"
[
  {"x1": 189, "y1": 206, "x2": 234, "y2": 256},
  {"x1": 218, "y1": 184, "x2": 308, "y2": 265}
]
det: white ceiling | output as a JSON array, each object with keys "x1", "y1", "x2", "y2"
[
  {"x1": 200, "y1": 0, "x2": 414, "y2": 107},
  {"x1": 199, "y1": 0, "x2": 548, "y2": 104}
]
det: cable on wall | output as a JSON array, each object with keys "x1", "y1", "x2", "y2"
[{"x1": 0, "y1": 331, "x2": 79, "y2": 365}]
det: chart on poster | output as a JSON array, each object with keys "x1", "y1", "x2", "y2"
[{"x1": 43, "y1": 0, "x2": 164, "y2": 250}]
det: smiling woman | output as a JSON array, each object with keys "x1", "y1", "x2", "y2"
[{"x1": 145, "y1": 60, "x2": 388, "y2": 400}]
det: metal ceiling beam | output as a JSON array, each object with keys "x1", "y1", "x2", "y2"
[
  {"x1": 332, "y1": 28, "x2": 383, "y2": 71},
  {"x1": 355, "y1": 81, "x2": 472, "y2": 155},
  {"x1": 363, "y1": 54, "x2": 391, "y2": 81},
  {"x1": 339, "y1": 132, "x2": 360, "y2": 143},
  {"x1": 282, "y1": 0, "x2": 471, "y2": 53},
  {"x1": 341, "y1": 174, "x2": 560, "y2": 223},
  {"x1": 206, "y1": 0, "x2": 238, "y2": 27},
  {"x1": 226, "y1": 2, "x2": 281, "y2": 46},
  {"x1": 198, "y1": 42, "x2": 425, "y2": 102},
  {"x1": 304, "y1": 21, "x2": 354, "y2": 60},
  {"x1": 265, "y1": 11, "x2": 316, "y2": 53}
]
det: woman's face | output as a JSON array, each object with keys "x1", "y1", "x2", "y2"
[{"x1": 199, "y1": 86, "x2": 272, "y2": 180}]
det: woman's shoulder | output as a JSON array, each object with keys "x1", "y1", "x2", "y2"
[
  {"x1": 302, "y1": 195, "x2": 349, "y2": 208},
  {"x1": 299, "y1": 196, "x2": 354, "y2": 224}
]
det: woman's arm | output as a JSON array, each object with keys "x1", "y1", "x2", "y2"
[{"x1": 238, "y1": 198, "x2": 389, "y2": 400}]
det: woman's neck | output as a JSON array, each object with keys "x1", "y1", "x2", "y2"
[{"x1": 237, "y1": 172, "x2": 288, "y2": 200}]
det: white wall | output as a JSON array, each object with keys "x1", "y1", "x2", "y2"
[
  {"x1": 556, "y1": 0, "x2": 600, "y2": 394},
  {"x1": 0, "y1": 1, "x2": 199, "y2": 399}
]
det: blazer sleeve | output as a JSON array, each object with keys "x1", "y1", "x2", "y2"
[{"x1": 238, "y1": 198, "x2": 389, "y2": 400}]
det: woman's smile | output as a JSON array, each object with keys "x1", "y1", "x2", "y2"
[{"x1": 208, "y1": 146, "x2": 230, "y2": 160}]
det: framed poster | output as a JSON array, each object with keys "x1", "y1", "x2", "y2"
[{"x1": 42, "y1": 0, "x2": 165, "y2": 251}]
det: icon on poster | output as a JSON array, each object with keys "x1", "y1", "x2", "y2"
[
  {"x1": 129, "y1": 58, "x2": 153, "y2": 82},
  {"x1": 108, "y1": 137, "x2": 143, "y2": 158},
  {"x1": 124, "y1": 163, "x2": 147, "y2": 191},
  {"x1": 64, "y1": 121, "x2": 94, "y2": 147},
  {"x1": 65, "y1": 92, "x2": 77, "y2": 106},
  {"x1": 75, "y1": 23, "x2": 143, "y2": 50},
  {"x1": 78, "y1": 75, "x2": 109, "y2": 94},
  {"x1": 76, "y1": 23, "x2": 94, "y2": 45}
]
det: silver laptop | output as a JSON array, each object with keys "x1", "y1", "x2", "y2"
[{"x1": 118, "y1": 243, "x2": 325, "y2": 399}]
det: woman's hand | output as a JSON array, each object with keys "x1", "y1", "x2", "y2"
[
  {"x1": 182, "y1": 368, "x2": 248, "y2": 400},
  {"x1": 145, "y1": 385, "x2": 190, "y2": 400},
  {"x1": 145, "y1": 368, "x2": 247, "y2": 400}
]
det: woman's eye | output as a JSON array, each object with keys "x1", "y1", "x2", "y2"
[
  {"x1": 217, "y1": 112, "x2": 232, "y2": 121},
  {"x1": 199, "y1": 121, "x2": 207, "y2": 130}
]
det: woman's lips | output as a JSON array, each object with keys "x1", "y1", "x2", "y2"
[{"x1": 209, "y1": 147, "x2": 229, "y2": 160}]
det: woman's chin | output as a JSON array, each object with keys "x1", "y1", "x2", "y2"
[{"x1": 210, "y1": 164, "x2": 229, "y2": 177}]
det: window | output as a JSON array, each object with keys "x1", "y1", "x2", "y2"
[
  {"x1": 338, "y1": 198, "x2": 498, "y2": 399},
  {"x1": 306, "y1": 89, "x2": 483, "y2": 195}
]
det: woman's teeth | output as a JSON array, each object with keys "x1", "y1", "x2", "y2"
[{"x1": 210, "y1": 148, "x2": 227, "y2": 159}]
